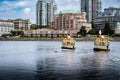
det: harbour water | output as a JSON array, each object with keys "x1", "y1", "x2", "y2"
[{"x1": 0, "y1": 41, "x2": 120, "y2": 80}]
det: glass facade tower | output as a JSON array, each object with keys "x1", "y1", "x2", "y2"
[
  {"x1": 36, "y1": 0, "x2": 57, "y2": 26},
  {"x1": 81, "y1": 0, "x2": 102, "y2": 22}
]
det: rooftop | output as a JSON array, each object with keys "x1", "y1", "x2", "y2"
[{"x1": 0, "y1": 20, "x2": 13, "y2": 23}]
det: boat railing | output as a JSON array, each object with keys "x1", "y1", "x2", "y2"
[{"x1": 94, "y1": 41, "x2": 110, "y2": 47}]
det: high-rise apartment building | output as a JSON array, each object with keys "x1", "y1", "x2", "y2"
[
  {"x1": 36, "y1": 0, "x2": 57, "y2": 26},
  {"x1": 80, "y1": 0, "x2": 102, "y2": 22}
]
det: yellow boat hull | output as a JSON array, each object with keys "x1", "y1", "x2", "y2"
[
  {"x1": 94, "y1": 46, "x2": 110, "y2": 51},
  {"x1": 61, "y1": 46, "x2": 76, "y2": 50}
]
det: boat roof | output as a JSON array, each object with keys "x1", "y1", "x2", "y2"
[
  {"x1": 62, "y1": 37, "x2": 75, "y2": 42},
  {"x1": 95, "y1": 37, "x2": 109, "y2": 42}
]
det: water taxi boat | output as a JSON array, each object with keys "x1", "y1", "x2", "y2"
[
  {"x1": 61, "y1": 36, "x2": 76, "y2": 49},
  {"x1": 94, "y1": 31, "x2": 110, "y2": 51}
]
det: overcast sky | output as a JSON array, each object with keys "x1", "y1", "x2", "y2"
[{"x1": 0, "y1": 0, "x2": 120, "y2": 24}]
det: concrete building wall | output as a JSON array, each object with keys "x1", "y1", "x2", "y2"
[
  {"x1": 0, "y1": 20, "x2": 14, "y2": 36},
  {"x1": 102, "y1": 7, "x2": 120, "y2": 16},
  {"x1": 94, "y1": 7, "x2": 120, "y2": 34},
  {"x1": 115, "y1": 22, "x2": 120, "y2": 34},
  {"x1": 94, "y1": 16, "x2": 120, "y2": 32},
  {"x1": 10, "y1": 19, "x2": 31, "y2": 31}
]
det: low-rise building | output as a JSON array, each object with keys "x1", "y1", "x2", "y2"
[
  {"x1": 94, "y1": 7, "x2": 120, "y2": 34},
  {"x1": 0, "y1": 20, "x2": 14, "y2": 36},
  {"x1": 102, "y1": 7, "x2": 120, "y2": 16},
  {"x1": 115, "y1": 22, "x2": 120, "y2": 34},
  {"x1": 50, "y1": 12, "x2": 91, "y2": 32},
  {"x1": 94, "y1": 16, "x2": 120, "y2": 31},
  {"x1": 9, "y1": 19, "x2": 31, "y2": 31},
  {"x1": 24, "y1": 29, "x2": 78, "y2": 37}
]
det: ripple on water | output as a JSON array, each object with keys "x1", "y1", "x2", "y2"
[{"x1": 0, "y1": 41, "x2": 120, "y2": 80}]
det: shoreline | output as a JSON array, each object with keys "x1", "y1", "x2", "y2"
[{"x1": 0, "y1": 37, "x2": 120, "y2": 41}]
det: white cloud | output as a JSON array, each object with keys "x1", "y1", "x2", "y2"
[
  {"x1": 56, "y1": 0, "x2": 80, "y2": 13},
  {"x1": 0, "y1": 0, "x2": 119, "y2": 24},
  {"x1": 67, "y1": 0, "x2": 79, "y2": 2},
  {"x1": 23, "y1": 8, "x2": 31, "y2": 14},
  {"x1": 67, "y1": 0, "x2": 71, "y2": 2},
  {"x1": 102, "y1": 0, "x2": 120, "y2": 11},
  {"x1": 16, "y1": 1, "x2": 29, "y2": 7},
  {"x1": 55, "y1": 0, "x2": 60, "y2": 3},
  {"x1": 0, "y1": 1, "x2": 29, "y2": 11}
]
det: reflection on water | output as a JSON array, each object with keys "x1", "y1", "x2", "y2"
[
  {"x1": 36, "y1": 58, "x2": 56, "y2": 80},
  {"x1": 35, "y1": 50, "x2": 120, "y2": 80},
  {"x1": 94, "y1": 51, "x2": 109, "y2": 66},
  {"x1": 0, "y1": 41, "x2": 120, "y2": 80}
]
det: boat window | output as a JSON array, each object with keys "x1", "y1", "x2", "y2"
[
  {"x1": 70, "y1": 43, "x2": 74, "y2": 45},
  {"x1": 95, "y1": 42, "x2": 98, "y2": 45},
  {"x1": 63, "y1": 42, "x2": 67, "y2": 45},
  {"x1": 67, "y1": 42, "x2": 70, "y2": 45},
  {"x1": 99, "y1": 42, "x2": 106, "y2": 46}
]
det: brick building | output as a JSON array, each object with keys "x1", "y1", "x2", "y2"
[{"x1": 50, "y1": 12, "x2": 91, "y2": 32}]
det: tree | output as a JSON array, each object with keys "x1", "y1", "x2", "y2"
[
  {"x1": 103, "y1": 22, "x2": 114, "y2": 35},
  {"x1": 41, "y1": 25, "x2": 50, "y2": 28},
  {"x1": 10, "y1": 30, "x2": 23, "y2": 36},
  {"x1": 1, "y1": 34, "x2": 12, "y2": 37},
  {"x1": 91, "y1": 20, "x2": 95, "y2": 28},
  {"x1": 78, "y1": 26, "x2": 87, "y2": 37},
  {"x1": 88, "y1": 29, "x2": 96, "y2": 35},
  {"x1": 30, "y1": 24, "x2": 41, "y2": 30},
  {"x1": 30, "y1": 24, "x2": 50, "y2": 30}
]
